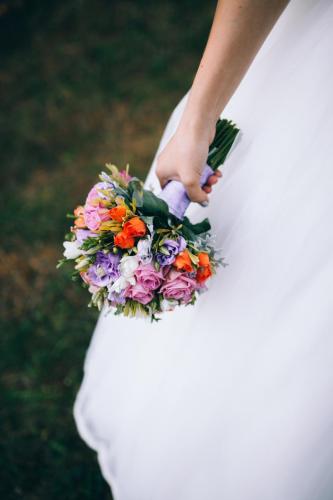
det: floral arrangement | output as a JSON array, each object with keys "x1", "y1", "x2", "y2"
[{"x1": 58, "y1": 119, "x2": 239, "y2": 321}]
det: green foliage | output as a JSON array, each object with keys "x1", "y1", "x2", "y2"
[
  {"x1": 129, "y1": 179, "x2": 145, "y2": 208},
  {"x1": 183, "y1": 216, "x2": 211, "y2": 235},
  {"x1": 127, "y1": 180, "x2": 171, "y2": 219}
]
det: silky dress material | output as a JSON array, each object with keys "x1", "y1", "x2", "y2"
[{"x1": 74, "y1": 1, "x2": 333, "y2": 499}]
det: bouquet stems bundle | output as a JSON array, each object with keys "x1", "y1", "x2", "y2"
[{"x1": 208, "y1": 119, "x2": 239, "y2": 169}]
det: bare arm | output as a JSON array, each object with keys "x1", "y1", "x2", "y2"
[{"x1": 156, "y1": 0, "x2": 289, "y2": 203}]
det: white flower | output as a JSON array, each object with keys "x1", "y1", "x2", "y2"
[
  {"x1": 120, "y1": 255, "x2": 139, "y2": 281},
  {"x1": 137, "y1": 237, "x2": 152, "y2": 264},
  {"x1": 109, "y1": 276, "x2": 128, "y2": 293},
  {"x1": 74, "y1": 257, "x2": 91, "y2": 270},
  {"x1": 109, "y1": 255, "x2": 139, "y2": 293},
  {"x1": 63, "y1": 241, "x2": 83, "y2": 259}
]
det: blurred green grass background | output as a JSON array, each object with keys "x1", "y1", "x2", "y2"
[{"x1": 0, "y1": 0, "x2": 215, "y2": 498}]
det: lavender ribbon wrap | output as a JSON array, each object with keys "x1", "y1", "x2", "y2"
[{"x1": 158, "y1": 164, "x2": 214, "y2": 220}]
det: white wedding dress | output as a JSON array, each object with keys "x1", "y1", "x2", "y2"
[{"x1": 74, "y1": 1, "x2": 333, "y2": 499}]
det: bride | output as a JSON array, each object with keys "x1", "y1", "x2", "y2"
[{"x1": 74, "y1": 1, "x2": 333, "y2": 499}]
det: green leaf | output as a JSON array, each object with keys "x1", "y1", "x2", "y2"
[
  {"x1": 56, "y1": 258, "x2": 67, "y2": 269},
  {"x1": 140, "y1": 215, "x2": 154, "y2": 226},
  {"x1": 182, "y1": 216, "x2": 211, "y2": 235},
  {"x1": 180, "y1": 224, "x2": 195, "y2": 241},
  {"x1": 128, "y1": 179, "x2": 144, "y2": 207},
  {"x1": 158, "y1": 246, "x2": 170, "y2": 255},
  {"x1": 140, "y1": 189, "x2": 171, "y2": 219}
]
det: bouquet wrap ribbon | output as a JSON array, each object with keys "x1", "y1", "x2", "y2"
[{"x1": 158, "y1": 164, "x2": 214, "y2": 220}]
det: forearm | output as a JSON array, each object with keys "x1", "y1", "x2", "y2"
[
  {"x1": 180, "y1": 0, "x2": 289, "y2": 139},
  {"x1": 156, "y1": 0, "x2": 289, "y2": 202}
]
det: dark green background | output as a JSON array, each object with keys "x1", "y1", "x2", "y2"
[{"x1": 0, "y1": 1, "x2": 215, "y2": 498}]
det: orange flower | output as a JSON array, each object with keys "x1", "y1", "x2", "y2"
[
  {"x1": 109, "y1": 205, "x2": 127, "y2": 222},
  {"x1": 74, "y1": 217, "x2": 86, "y2": 228},
  {"x1": 74, "y1": 205, "x2": 86, "y2": 228},
  {"x1": 173, "y1": 250, "x2": 193, "y2": 273},
  {"x1": 74, "y1": 206, "x2": 83, "y2": 217},
  {"x1": 198, "y1": 252, "x2": 210, "y2": 267},
  {"x1": 114, "y1": 231, "x2": 135, "y2": 249},
  {"x1": 196, "y1": 252, "x2": 212, "y2": 284},
  {"x1": 123, "y1": 216, "x2": 146, "y2": 237}
]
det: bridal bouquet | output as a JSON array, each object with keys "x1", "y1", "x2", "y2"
[{"x1": 58, "y1": 119, "x2": 239, "y2": 320}]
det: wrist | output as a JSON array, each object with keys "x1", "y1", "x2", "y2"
[{"x1": 178, "y1": 106, "x2": 217, "y2": 145}]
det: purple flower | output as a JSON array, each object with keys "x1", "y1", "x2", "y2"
[
  {"x1": 156, "y1": 236, "x2": 186, "y2": 266},
  {"x1": 86, "y1": 251, "x2": 120, "y2": 287},
  {"x1": 75, "y1": 229, "x2": 96, "y2": 245},
  {"x1": 107, "y1": 288, "x2": 127, "y2": 305},
  {"x1": 155, "y1": 252, "x2": 175, "y2": 266}
]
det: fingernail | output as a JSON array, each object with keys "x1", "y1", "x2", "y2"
[{"x1": 200, "y1": 200, "x2": 209, "y2": 207}]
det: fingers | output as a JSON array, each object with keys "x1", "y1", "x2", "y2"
[
  {"x1": 182, "y1": 176, "x2": 209, "y2": 203},
  {"x1": 202, "y1": 169, "x2": 222, "y2": 193},
  {"x1": 206, "y1": 175, "x2": 219, "y2": 186},
  {"x1": 206, "y1": 169, "x2": 222, "y2": 185},
  {"x1": 158, "y1": 167, "x2": 222, "y2": 202}
]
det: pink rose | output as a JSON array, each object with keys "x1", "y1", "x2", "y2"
[
  {"x1": 86, "y1": 182, "x2": 111, "y2": 206},
  {"x1": 84, "y1": 182, "x2": 112, "y2": 230},
  {"x1": 84, "y1": 205, "x2": 109, "y2": 231},
  {"x1": 86, "y1": 186, "x2": 100, "y2": 206},
  {"x1": 135, "y1": 263, "x2": 164, "y2": 291},
  {"x1": 125, "y1": 283, "x2": 154, "y2": 305},
  {"x1": 160, "y1": 270, "x2": 197, "y2": 304}
]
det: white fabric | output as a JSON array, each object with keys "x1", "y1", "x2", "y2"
[{"x1": 74, "y1": 1, "x2": 333, "y2": 498}]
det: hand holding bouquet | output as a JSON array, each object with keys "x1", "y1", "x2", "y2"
[{"x1": 58, "y1": 119, "x2": 239, "y2": 321}]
